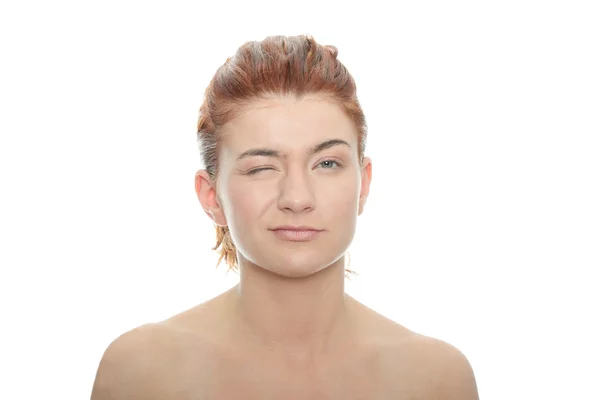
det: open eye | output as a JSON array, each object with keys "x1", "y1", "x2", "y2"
[{"x1": 318, "y1": 159, "x2": 341, "y2": 169}]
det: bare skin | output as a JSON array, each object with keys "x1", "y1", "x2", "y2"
[
  {"x1": 91, "y1": 282, "x2": 479, "y2": 399},
  {"x1": 91, "y1": 95, "x2": 479, "y2": 399}
]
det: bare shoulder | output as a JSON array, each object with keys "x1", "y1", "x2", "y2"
[
  {"x1": 91, "y1": 323, "x2": 180, "y2": 400},
  {"x1": 91, "y1": 299, "x2": 227, "y2": 399},
  {"x1": 380, "y1": 330, "x2": 480, "y2": 399},
  {"x1": 348, "y1": 300, "x2": 478, "y2": 398}
]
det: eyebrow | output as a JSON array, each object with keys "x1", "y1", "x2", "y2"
[{"x1": 236, "y1": 139, "x2": 351, "y2": 161}]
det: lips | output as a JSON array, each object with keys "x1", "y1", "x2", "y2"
[
  {"x1": 270, "y1": 226, "x2": 323, "y2": 241},
  {"x1": 271, "y1": 225, "x2": 323, "y2": 231}
]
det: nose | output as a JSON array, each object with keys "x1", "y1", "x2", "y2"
[{"x1": 277, "y1": 168, "x2": 316, "y2": 213}]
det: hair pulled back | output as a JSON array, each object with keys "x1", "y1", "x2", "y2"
[{"x1": 196, "y1": 34, "x2": 367, "y2": 277}]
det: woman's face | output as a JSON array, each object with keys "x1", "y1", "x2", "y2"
[{"x1": 203, "y1": 95, "x2": 371, "y2": 277}]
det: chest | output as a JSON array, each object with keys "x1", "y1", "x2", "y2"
[
  {"x1": 205, "y1": 357, "x2": 383, "y2": 400},
  {"x1": 166, "y1": 348, "x2": 391, "y2": 400},
  {"x1": 154, "y1": 336, "x2": 433, "y2": 400}
]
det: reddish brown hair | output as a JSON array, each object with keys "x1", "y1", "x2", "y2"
[{"x1": 196, "y1": 34, "x2": 367, "y2": 277}]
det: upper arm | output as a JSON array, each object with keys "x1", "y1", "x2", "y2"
[
  {"x1": 90, "y1": 324, "x2": 166, "y2": 400},
  {"x1": 425, "y1": 338, "x2": 479, "y2": 400},
  {"x1": 380, "y1": 333, "x2": 479, "y2": 399}
]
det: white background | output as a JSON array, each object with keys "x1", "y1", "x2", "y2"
[{"x1": 1, "y1": 1, "x2": 598, "y2": 399}]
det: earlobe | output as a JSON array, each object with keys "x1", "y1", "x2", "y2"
[
  {"x1": 207, "y1": 209, "x2": 228, "y2": 227},
  {"x1": 211, "y1": 194, "x2": 228, "y2": 227},
  {"x1": 195, "y1": 170, "x2": 228, "y2": 226},
  {"x1": 358, "y1": 195, "x2": 367, "y2": 215}
]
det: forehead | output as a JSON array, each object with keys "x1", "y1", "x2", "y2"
[{"x1": 220, "y1": 95, "x2": 357, "y2": 155}]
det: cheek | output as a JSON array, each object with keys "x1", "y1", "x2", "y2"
[
  {"x1": 322, "y1": 181, "x2": 360, "y2": 217},
  {"x1": 224, "y1": 183, "x2": 268, "y2": 223}
]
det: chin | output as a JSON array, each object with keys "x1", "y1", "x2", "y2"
[
  {"x1": 264, "y1": 264, "x2": 326, "y2": 279},
  {"x1": 239, "y1": 237, "x2": 350, "y2": 278},
  {"x1": 262, "y1": 253, "x2": 343, "y2": 279}
]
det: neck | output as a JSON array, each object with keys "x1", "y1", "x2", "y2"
[{"x1": 225, "y1": 257, "x2": 356, "y2": 361}]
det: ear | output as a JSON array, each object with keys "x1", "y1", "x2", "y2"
[
  {"x1": 195, "y1": 169, "x2": 227, "y2": 226},
  {"x1": 358, "y1": 157, "x2": 372, "y2": 216}
]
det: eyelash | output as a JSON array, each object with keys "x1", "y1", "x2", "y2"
[{"x1": 246, "y1": 159, "x2": 342, "y2": 175}]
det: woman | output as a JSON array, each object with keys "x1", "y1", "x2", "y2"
[{"x1": 91, "y1": 34, "x2": 479, "y2": 399}]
